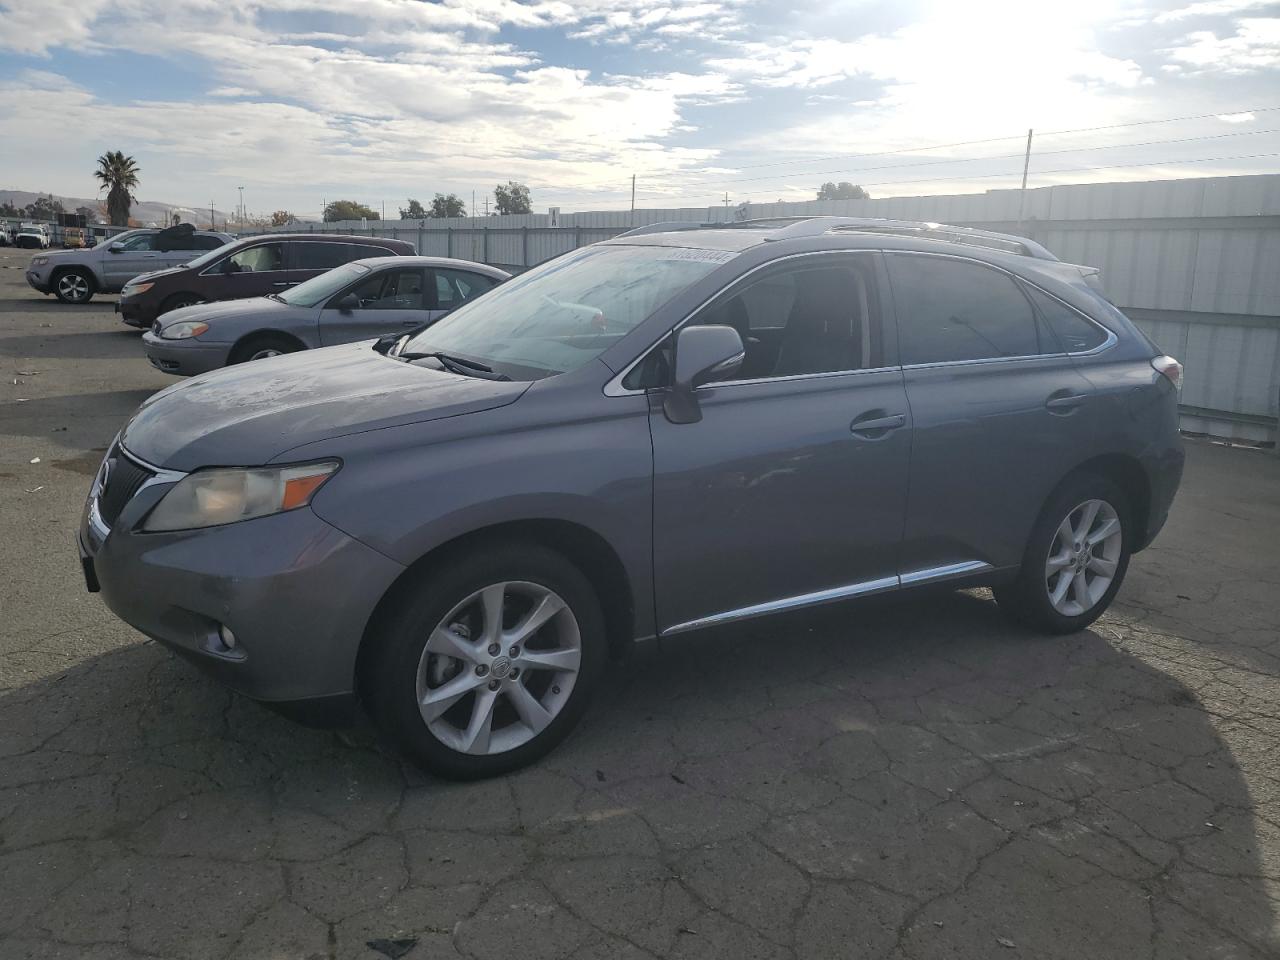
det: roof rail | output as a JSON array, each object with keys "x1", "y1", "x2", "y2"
[{"x1": 615, "y1": 221, "x2": 707, "y2": 238}]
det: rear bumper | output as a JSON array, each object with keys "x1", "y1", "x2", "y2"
[
  {"x1": 79, "y1": 474, "x2": 406, "y2": 705},
  {"x1": 141, "y1": 331, "x2": 231, "y2": 376}
]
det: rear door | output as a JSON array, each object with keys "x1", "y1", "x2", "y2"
[
  {"x1": 887, "y1": 252, "x2": 1097, "y2": 578},
  {"x1": 287, "y1": 240, "x2": 373, "y2": 287},
  {"x1": 318, "y1": 266, "x2": 431, "y2": 345}
]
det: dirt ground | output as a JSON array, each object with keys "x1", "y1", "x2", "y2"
[{"x1": 2, "y1": 243, "x2": 1279, "y2": 959}]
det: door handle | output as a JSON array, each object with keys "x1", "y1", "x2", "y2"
[
  {"x1": 272, "y1": 281, "x2": 290, "y2": 286},
  {"x1": 850, "y1": 413, "x2": 906, "y2": 437},
  {"x1": 1045, "y1": 393, "x2": 1087, "y2": 412},
  {"x1": 401, "y1": 320, "x2": 420, "y2": 326}
]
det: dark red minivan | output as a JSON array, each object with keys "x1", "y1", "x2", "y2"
[{"x1": 117, "y1": 233, "x2": 417, "y2": 327}]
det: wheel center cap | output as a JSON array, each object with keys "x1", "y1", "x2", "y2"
[{"x1": 490, "y1": 656, "x2": 512, "y2": 680}]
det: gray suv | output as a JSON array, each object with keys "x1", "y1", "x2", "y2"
[
  {"x1": 78, "y1": 217, "x2": 1185, "y2": 779},
  {"x1": 26, "y1": 226, "x2": 233, "y2": 304}
]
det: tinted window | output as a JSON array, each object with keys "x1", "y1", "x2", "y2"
[
  {"x1": 118, "y1": 233, "x2": 156, "y2": 251},
  {"x1": 295, "y1": 242, "x2": 365, "y2": 270},
  {"x1": 1023, "y1": 283, "x2": 1108, "y2": 353},
  {"x1": 889, "y1": 255, "x2": 1041, "y2": 364},
  {"x1": 227, "y1": 243, "x2": 284, "y2": 273},
  {"x1": 349, "y1": 268, "x2": 428, "y2": 309},
  {"x1": 434, "y1": 269, "x2": 495, "y2": 308},
  {"x1": 691, "y1": 259, "x2": 879, "y2": 380},
  {"x1": 191, "y1": 235, "x2": 225, "y2": 251}
]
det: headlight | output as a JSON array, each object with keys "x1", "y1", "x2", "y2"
[
  {"x1": 32, "y1": 256, "x2": 49, "y2": 266},
  {"x1": 124, "y1": 281, "x2": 154, "y2": 295},
  {"x1": 143, "y1": 462, "x2": 340, "y2": 532},
  {"x1": 159, "y1": 320, "x2": 209, "y2": 340}
]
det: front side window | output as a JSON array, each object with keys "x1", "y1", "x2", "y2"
[
  {"x1": 118, "y1": 233, "x2": 156, "y2": 252},
  {"x1": 280, "y1": 261, "x2": 370, "y2": 307},
  {"x1": 348, "y1": 268, "x2": 428, "y2": 309},
  {"x1": 888, "y1": 254, "x2": 1042, "y2": 365},
  {"x1": 434, "y1": 268, "x2": 495, "y2": 309},
  {"x1": 402, "y1": 244, "x2": 728, "y2": 380},
  {"x1": 689, "y1": 257, "x2": 881, "y2": 381},
  {"x1": 227, "y1": 243, "x2": 284, "y2": 273}
]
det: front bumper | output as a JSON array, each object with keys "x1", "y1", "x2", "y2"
[
  {"x1": 141, "y1": 330, "x2": 232, "y2": 376},
  {"x1": 25, "y1": 269, "x2": 51, "y2": 294},
  {"x1": 116, "y1": 294, "x2": 154, "y2": 327},
  {"x1": 79, "y1": 449, "x2": 406, "y2": 705}
]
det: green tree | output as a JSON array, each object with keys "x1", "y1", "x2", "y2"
[
  {"x1": 816, "y1": 181, "x2": 869, "y2": 201},
  {"x1": 94, "y1": 151, "x2": 141, "y2": 226},
  {"x1": 270, "y1": 210, "x2": 297, "y2": 227},
  {"x1": 493, "y1": 181, "x2": 531, "y2": 215},
  {"x1": 400, "y1": 198, "x2": 426, "y2": 218},
  {"x1": 324, "y1": 200, "x2": 379, "y2": 222},
  {"x1": 22, "y1": 195, "x2": 64, "y2": 219},
  {"x1": 0, "y1": 201, "x2": 19, "y2": 217},
  {"x1": 429, "y1": 193, "x2": 466, "y2": 218}
]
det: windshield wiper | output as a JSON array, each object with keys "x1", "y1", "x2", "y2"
[
  {"x1": 265, "y1": 293, "x2": 285, "y2": 303},
  {"x1": 400, "y1": 351, "x2": 511, "y2": 380}
]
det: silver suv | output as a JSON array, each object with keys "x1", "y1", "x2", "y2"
[
  {"x1": 26, "y1": 226, "x2": 233, "y2": 304},
  {"x1": 79, "y1": 217, "x2": 1185, "y2": 779}
]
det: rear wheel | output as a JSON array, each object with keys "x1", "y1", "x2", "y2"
[
  {"x1": 53, "y1": 269, "x2": 95, "y2": 304},
  {"x1": 228, "y1": 334, "x2": 301, "y2": 364},
  {"x1": 363, "y1": 543, "x2": 606, "y2": 779},
  {"x1": 994, "y1": 473, "x2": 1131, "y2": 634}
]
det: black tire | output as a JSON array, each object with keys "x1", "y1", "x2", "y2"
[
  {"x1": 994, "y1": 472, "x2": 1132, "y2": 634},
  {"x1": 228, "y1": 334, "x2": 301, "y2": 364},
  {"x1": 53, "y1": 269, "x2": 95, "y2": 304},
  {"x1": 159, "y1": 293, "x2": 204, "y2": 315},
  {"x1": 363, "y1": 542, "x2": 606, "y2": 780}
]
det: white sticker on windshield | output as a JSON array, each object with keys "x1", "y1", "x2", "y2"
[{"x1": 658, "y1": 247, "x2": 736, "y2": 264}]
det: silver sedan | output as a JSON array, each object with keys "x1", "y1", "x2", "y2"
[{"x1": 141, "y1": 256, "x2": 510, "y2": 376}]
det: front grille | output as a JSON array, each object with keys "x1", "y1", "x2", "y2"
[{"x1": 97, "y1": 452, "x2": 154, "y2": 527}]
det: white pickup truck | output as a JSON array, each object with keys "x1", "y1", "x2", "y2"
[
  {"x1": 25, "y1": 225, "x2": 233, "y2": 304},
  {"x1": 15, "y1": 222, "x2": 50, "y2": 249}
]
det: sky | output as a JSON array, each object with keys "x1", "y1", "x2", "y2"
[{"x1": 0, "y1": 0, "x2": 1277, "y2": 219}]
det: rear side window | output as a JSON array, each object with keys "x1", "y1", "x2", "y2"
[
  {"x1": 888, "y1": 254, "x2": 1041, "y2": 364},
  {"x1": 191, "y1": 235, "x2": 226, "y2": 250},
  {"x1": 295, "y1": 242, "x2": 366, "y2": 270},
  {"x1": 434, "y1": 268, "x2": 495, "y2": 309},
  {"x1": 1022, "y1": 283, "x2": 1108, "y2": 353}
]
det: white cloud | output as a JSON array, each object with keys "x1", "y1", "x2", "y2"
[
  {"x1": 1153, "y1": 0, "x2": 1275, "y2": 23},
  {"x1": 1165, "y1": 17, "x2": 1280, "y2": 73}
]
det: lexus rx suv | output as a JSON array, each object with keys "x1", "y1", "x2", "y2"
[{"x1": 79, "y1": 217, "x2": 1184, "y2": 780}]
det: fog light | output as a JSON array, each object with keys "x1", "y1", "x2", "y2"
[{"x1": 219, "y1": 625, "x2": 237, "y2": 650}]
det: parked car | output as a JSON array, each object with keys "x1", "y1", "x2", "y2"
[
  {"x1": 0, "y1": 223, "x2": 13, "y2": 247},
  {"x1": 140, "y1": 256, "x2": 509, "y2": 375},
  {"x1": 79, "y1": 217, "x2": 1184, "y2": 779},
  {"x1": 15, "y1": 222, "x2": 50, "y2": 249},
  {"x1": 117, "y1": 233, "x2": 418, "y2": 328},
  {"x1": 26, "y1": 224, "x2": 233, "y2": 304}
]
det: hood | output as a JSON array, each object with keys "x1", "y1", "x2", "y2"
[
  {"x1": 127, "y1": 265, "x2": 188, "y2": 285},
  {"x1": 156, "y1": 296, "x2": 291, "y2": 330},
  {"x1": 122, "y1": 342, "x2": 530, "y2": 471}
]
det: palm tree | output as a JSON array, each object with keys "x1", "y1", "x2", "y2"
[{"x1": 94, "y1": 151, "x2": 140, "y2": 227}]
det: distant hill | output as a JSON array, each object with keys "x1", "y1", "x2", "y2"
[{"x1": 0, "y1": 189, "x2": 232, "y2": 229}]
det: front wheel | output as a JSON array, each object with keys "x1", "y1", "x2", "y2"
[
  {"x1": 228, "y1": 334, "x2": 301, "y2": 364},
  {"x1": 54, "y1": 269, "x2": 95, "y2": 304},
  {"x1": 994, "y1": 473, "x2": 1131, "y2": 634},
  {"x1": 363, "y1": 543, "x2": 606, "y2": 779}
]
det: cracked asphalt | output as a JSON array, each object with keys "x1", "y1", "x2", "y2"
[{"x1": 2, "y1": 245, "x2": 1279, "y2": 959}]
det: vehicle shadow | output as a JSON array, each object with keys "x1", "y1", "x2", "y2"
[
  {"x1": 0, "y1": 389, "x2": 158, "y2": 453},
  {"x1": 0, "y1": 297, "x2": 120, "y2": 315},
  {"x1": 0, "y1": 591, "x2": 1273, "y2": 958}
]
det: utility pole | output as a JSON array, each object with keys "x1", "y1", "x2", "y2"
[
  {"x1": 210, "y1": 201, "x2": 214, "y2": 230},
  {"x1": 321, "y1": 198, "x2": 326, "y2": 223},
  {"x1": 723, "y1": 192, "x2": 729, "y2": 217},
  {"x1": 484, "y1": 196, "x2": 489, "y2": 217},
  {"x1": 630, "y1": 174, "x2": 636, "y2": 226},
  {"x1": 381, "y1": 200, "x2": 385, "y2": 221},
  {"x1": 1016, "y1": 128, "x2": 1033, "y2": 230},
  {"x1": 471, "y1": 190, "x2": 475, "y2": 221},
  {"x1": 238, "y1": 186, "x2": 244, "y2": 229}
]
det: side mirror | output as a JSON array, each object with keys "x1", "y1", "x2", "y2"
[
  {"x1": 664, "y1": 325, "x2": 745, "y2": 425},
  {"x1": 107, "y1": 242, "x2": 123, "y2": 253},
  {"x1": 218, "y1": 258, "x2": 235, "y2": 275},
  {"x1": 337, "y1": 293, "x2": 360, "y2": 313}
]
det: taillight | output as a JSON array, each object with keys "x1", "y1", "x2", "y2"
[{"x1": 1151, "y1": 355, "x2": 1183, "y2": 391}]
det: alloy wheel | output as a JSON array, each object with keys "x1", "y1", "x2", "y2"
[
  {"x1": 415, "y1": 580, "x2": 582, "y2": 756},
  {"x1": 57, "y1": 273, "x2": 90, "y2": 302},
  {"x1": 1045, "y1": 498, "x2": 1123, "y2": 616},
  {"x1": 248, "y1": 348, "x2": 282, "y2": 360}
]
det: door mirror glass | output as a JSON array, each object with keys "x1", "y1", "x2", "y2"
[
  {"x1": 108, "y1": 242, "x2": 123, "y2": 253},
  {"x1": 665, "y1": 325, "x2": 744, "y2": 424},
  {"x1": 218, "y1": 258, "x2": 235, "y2": 275},
  {"x1": 337, "y1": 293, "x2": 360, "y2": 313}
]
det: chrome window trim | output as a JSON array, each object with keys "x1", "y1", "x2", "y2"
[
  {"x1": 660, "y1": 561, "x2": 992, "y2": 637},
  {"x1": 603, "y1": 249, "x2": 882, "y2": 397}
]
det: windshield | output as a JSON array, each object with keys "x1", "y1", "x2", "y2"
[
  {"x1": 402, "y1": 244, "x2": 729, "y2": 379},
  {"x1": 184, "y1": 239, "x2": 242, "y2": 270},
  {"x1": 277, "y1": 261, "x2": 371, "y2": 307}
]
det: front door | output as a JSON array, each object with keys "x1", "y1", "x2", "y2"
[
  {"x1": 203, "y1": 241, "x2": 289, "y2": 303},
  {"x1": 318, "y1": 266, "x2": 431, "y2": 345},
  {"x1": 649, "y1": 253, "x2": 912, "y2": 634},
  {"x1": 886, "y1": 252, "x2": 1098, "y2": 576},
  {"x1": 106, "y1": 232, "x2": 161, "y2": 285}
]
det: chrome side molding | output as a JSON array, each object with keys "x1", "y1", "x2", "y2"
[{"x1": 659, "y1": 561, "x2": 992, "y2": 637}]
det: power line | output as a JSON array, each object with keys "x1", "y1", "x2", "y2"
[{"x1": 632, "y1": 151, "x2": 1280, "y2": 203}]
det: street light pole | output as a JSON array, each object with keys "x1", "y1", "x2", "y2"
[{"x1": 238, "y1": 186, "x2": 245, "y2": 229}]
